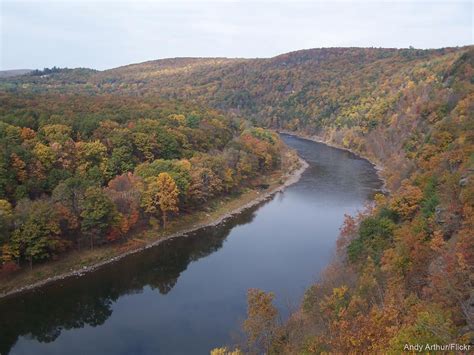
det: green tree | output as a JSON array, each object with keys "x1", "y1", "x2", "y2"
[
  {"x1": 0, "y1": 199, "x2": 13, "y2": 247},
  {"x1": 0, "y1": 154, "x2": 10, "y2": 198},
  {"x1": 80, "y1": 187, "x2": 118, "y2": 249},
  {"x1": 40, "y1": 124, "x2": 72, "y2": 144},
  {"x1": 389, "y1": 306, "x2": 455, "y2": 351},
  {"x1": 75, "y1": 140, "x2": 108, "y2": 176},
  {"x1": 9, "y1": 199, "x2": 65, "y2": 268},
  {"x1": 106, "y1": 146, "x2": 135, "y2": 177}
]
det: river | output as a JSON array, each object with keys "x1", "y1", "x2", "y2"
[{"x1": 0, "y1": 134, "x2": 382, "y2": 355}]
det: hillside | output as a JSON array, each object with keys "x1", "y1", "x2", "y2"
[
  {"x1": 2, "y1": 46, "x2": 472, "y2": 186},
  {"x1": 1, "y1": 46, "x2": 473, "y2": 352},
  {"x1": 0, "y1": 70, "x2": 32, "y2": 79}
]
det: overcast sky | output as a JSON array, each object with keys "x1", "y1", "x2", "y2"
[{"x1": 1, "y1": 0, "x2": 472, "y2": 70}]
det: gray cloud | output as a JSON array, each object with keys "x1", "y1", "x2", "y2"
[{"x1": 1, "y1": 0, "x2": 472, "y2": 70}]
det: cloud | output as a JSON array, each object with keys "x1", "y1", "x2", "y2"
[{"x1": 1, "y1": 0, "x2": 472, "y2": 70}]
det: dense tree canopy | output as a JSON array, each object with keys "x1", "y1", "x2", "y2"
[
  {"x1": 0, "y1": 93, "x2": 283, "y2": 268},
  {"x1": 233, "y1": 47, "x2": 473, "y2": 353}
]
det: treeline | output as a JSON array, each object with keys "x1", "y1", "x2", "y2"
[
  {"x1": 219, "y1": 48, "x2": 473, "y2": 353},
  {"x1": 1, "y1": 47, "x2": 469, "y2": 136},
  {"x1": 29, "y1": 67, "x2": 69, "y2": 76},
  {"x1": 0, "y1": 93, "x2": 282, "y2": 270}
]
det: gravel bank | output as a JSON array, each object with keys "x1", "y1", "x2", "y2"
[{"x1": 0, "y1": 156, "x2": 308, "y2": 300}]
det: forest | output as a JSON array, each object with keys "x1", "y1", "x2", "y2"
[
  {"x1": 0, "y1": 93, "x2": 283, "y2": 270},
  {"x1": 213, "y1": 48, "x2": 474, "y2": 353},
  {"x1": 0, "y1": 45, "x2": 473, "y2": 353}
]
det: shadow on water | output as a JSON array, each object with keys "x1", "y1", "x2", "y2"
[{"x1": 0, "y1": 200, "x2": 269, "y2": 355}]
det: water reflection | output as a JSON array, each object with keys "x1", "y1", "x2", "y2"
[
  {"x1": 0, "y1": 135, "x2": 382, "y2": 355},
  {"x1": 0, "y1": 204, "x2": 265, "y2": 354}
]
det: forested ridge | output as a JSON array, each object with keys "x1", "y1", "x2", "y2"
[
  {"x1": 1, "y1": 46, "x2": 473, "y2": 352},
  {"x1": 209, "y1": 48, "x2": 472, "y2": 353}
]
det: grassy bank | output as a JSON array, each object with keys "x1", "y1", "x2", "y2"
[{"x1": 0, "y1": 147, "x2": 305, "y2": 298}]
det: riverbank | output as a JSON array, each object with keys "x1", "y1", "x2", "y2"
[
  {"x1": 0, "y1": 148, "x2": 308, "y2": 300},
  {"x1": 278, "y1": 130, "x2": 389, "y2": 193}
]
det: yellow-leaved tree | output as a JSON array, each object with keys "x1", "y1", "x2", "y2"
[
  {"x1": 243, "y1": 288, "x2": 279, "y2": 353},
  {"x1": 156, "y1": 173, "x2": 179, "y2": 228},
  {"x1": 142, "y1": 172, "x2": 179, "y2": 228}
]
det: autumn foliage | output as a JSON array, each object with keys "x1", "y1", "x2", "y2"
[
  {"x1": 237, "y1": 47, "x2": 474, "y2": 353},
  {"x1": 0, "y1": 93, "x2": 283, "y2": 269},
  {"x1": 0, "y1": 45, "x2": 472, "y2": 351}
]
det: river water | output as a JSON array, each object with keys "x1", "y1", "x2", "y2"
[{"x1": 0, "y1": 134, "x2": 382, "y2": 355}]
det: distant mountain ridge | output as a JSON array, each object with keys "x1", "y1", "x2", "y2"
[
  {"x1": 2, "y1": 47, "x2": 470, "y2": 129},
  {"x1": 0, "y1": 69, "x2": 32, "y2": 78},
  {"x1": 1, "y1": 46, "x2": 472, "y2": 175}
]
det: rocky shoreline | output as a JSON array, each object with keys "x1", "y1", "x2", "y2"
[{"x1": 0, "y1": 156, "x2": 309, "y2": 300}]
